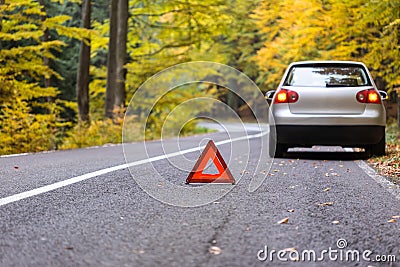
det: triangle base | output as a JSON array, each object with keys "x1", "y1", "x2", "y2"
[{"x1": 186, "y1": 140, "x2": 235, "y2": 184}]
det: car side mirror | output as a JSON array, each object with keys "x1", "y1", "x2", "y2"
[
  {"x1": 378, "y1": 90, "x2": 388, "y2": 100},
  {"x1": 265, "y1": 90, "x2": 276, "y2": 101}
]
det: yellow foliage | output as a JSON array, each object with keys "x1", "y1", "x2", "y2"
[
  {"x1": 61, "y1": 120, "x2": 123, "y2": 149},
  {"x1": 61, "y1": 107, "x2": 137, "y2": 149},
  {"x1": 0, "y1": 0, "x2": 90, "y2": 155},
  {"x1": 254, "y1": 0, "x2": 400, "y2": 91},
  {"x1": 0, "y1": 100, "x2": 61, "y2": 155}
]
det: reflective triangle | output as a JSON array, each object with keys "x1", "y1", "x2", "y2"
[{"x1": 186, "y1": 140, "x2": 235, "y2": 184}]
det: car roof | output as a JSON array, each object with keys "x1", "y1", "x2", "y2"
[{"x1": 289, "y1": 60, "x2": 366, "y2": 67}]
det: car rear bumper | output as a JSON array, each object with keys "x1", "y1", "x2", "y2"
[{"x1": 271, "y1": 125, "x2": 385, "y2": 146}]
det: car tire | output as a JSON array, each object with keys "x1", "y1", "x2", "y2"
[
  {"x1": 368, "y1": 135, "x2": 386, "y2": 156},
  {"x1": 269, "y1": 134, "x2": 287, "y2": 158}
]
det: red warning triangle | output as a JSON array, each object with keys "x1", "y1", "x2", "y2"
[{"x1": 186, "y1": 140, "x2": 235, "y2": 184}]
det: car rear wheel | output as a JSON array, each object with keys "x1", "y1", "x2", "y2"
[{"x1": 368, "y1": 135, "x2": 386, "y2": 156}]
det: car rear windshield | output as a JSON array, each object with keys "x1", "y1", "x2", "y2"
[{"x1": 284, "y1": 65, "x2": 372, "y2": 87}]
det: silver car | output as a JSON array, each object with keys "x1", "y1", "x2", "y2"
[{"x1": 267, "y1": 61, "x2": 387, "y2": 157}]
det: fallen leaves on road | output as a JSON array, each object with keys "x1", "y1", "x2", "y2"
[
  {"x1": 387, "y1": 219, "x2": 396, "y2": 223},
  {"x1": 323, "y1": 187, "x2": 330, "y2": 192},
  {"x1": 317, "y1": 202, "x2": 333, "y2": 207},
  {"x1": 209, "y1": 246, "x2": 222, "y2": 255},
  {"x1": 332, "y1": 220, "x2": 340, "y2": 224},
  {"x1": 282, "y1": 247, "x2": 297, "y2": 252},
  {"x1": 392, "y1": 215, "x2": 400, "y2": 219},
  {"x1": 368, "y1": 142, "x2": 400, "y2": 183},
  {"x1": 287, "y1": 209, "x2": 295, "y2": 213},
  {"x1": 277, "y1": 217, "x2": 289, "y2": 224},
  {"x1": 132, "y1": 249, "x2": 145, "y2": 254}
]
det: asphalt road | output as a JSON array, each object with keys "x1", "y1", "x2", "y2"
[{"x1": 0, "y1": 123, "x2": 399, "y2": 266}]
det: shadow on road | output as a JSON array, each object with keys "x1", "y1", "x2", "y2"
[{"x1": 282, "y1": 151, "x2": 370, "y2": 161}]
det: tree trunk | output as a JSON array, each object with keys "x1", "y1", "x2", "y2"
[
  {"x1": 105, "y1": 0, "x2": 119, "y2": 119},
  {"x1": 115, "y1": 0, "x2": 129, "y2": 108},
  {"x1": 76, "y1": 0, "x2": 91, "y2": 122},
  {"x1": 397, "y1": 90, "x2": 400, "y2": 128},
  {"x1": 38, "y1": 0, "x2": 51, "y2": 89}
]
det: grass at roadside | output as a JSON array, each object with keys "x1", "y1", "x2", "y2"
[
  {"x1": 368, "y1": 123, "x2": 400, "y2": 184},
  {"x1": 193, "y1": 126, "x2": 216, "y2": 135}
]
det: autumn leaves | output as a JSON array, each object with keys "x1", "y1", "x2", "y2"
[{"x1": 253, "y1": 0, "x2": 400, "y2": 92}]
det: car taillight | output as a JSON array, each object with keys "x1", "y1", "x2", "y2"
[
  {"x1": 356, "y1": 89, "x2": 381, "y2": 104},
  {"x1": 274, "y1": 89, "x2": 299, "y2": 104}
]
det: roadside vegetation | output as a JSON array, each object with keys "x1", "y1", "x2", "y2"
[
  {"x1": 369, "y1": 122, "x2": 400, "y2": 183},
  {"x1": 0, "y1": 0, "x2": 399, "y2": 155}
]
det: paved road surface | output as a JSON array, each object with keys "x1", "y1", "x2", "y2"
[{"x1": 0, "y1": 123, "x2": 399, "y2": 266}]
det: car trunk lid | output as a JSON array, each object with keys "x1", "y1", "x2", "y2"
[{"x1": 287, "y1": 86, "x2": 368, "y2": 115}]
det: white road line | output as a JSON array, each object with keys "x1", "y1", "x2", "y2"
[
  {"x1": 0, "y1": 152, "x2": 30, "y2": 158},
  {"x1": 0, "y1": 131, "x2": 268, "y2": 207},
  {"x1": 343, "y1": 148, "x2": 354, "y2": 152},
  {"x1": 356, "y1": 160, "x2": 400, "y2": 200},
  {"x1": 344, "y1": 148, "x2": 400, "y2": 200}
]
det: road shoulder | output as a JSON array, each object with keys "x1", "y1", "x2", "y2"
[{"x1": 357, "y1": 160, "x2": 400, "y2": 200}]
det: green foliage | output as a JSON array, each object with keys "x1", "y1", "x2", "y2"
[
  {"x1": 0, "y1": 0, "x2": 87, "y2": 154},
  {"x1": 144, "y1": 84, "x2": 215, "y2": 140},
  {"x1": 386, "y1": 121, "x2": 399, "y2": 144},
  {"x1": 90, "y1": 0, "x2": 237, "y2": 142},
  {"x1": 122, "y1": 0, "x2": 234, "y2": 95}
]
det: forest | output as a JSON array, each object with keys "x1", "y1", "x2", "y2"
[{"x1": 0, "y1": 0, "x2": 399, "y2": 155}]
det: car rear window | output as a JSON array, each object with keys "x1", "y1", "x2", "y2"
[{"x1": 284, "y1": 65, "x2": 372, "y2": 87}]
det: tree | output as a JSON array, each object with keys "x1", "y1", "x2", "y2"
[
  {"x1": 123, "y1": 0, "x2": 232, "y2": 93},
  {"x1": 253, "y1": 0, "x2": 400, "y2": 94},
  {"x1": 0, "y1": 0, "x2": 87, "y2": 154},
  {"x1": 105, "y1": 0, "x2": 118, "y2": 118},
  {"x1": 38, "y1": 0, "x2": 51, "y2": 89},
  {"x1": 253, "y1": 0, "x2": 329, "y2": 90},
  {"x1": 105, "y1": 0, "x2": 129, "y2": 118},
  {"x1": 76, "y1": 0, "x2": 91, "y2": 122},
  {"x1": 115, "y1": 0, "x2": 129, "y2": 108}
]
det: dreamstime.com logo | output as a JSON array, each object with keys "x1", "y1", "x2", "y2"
[{"x1": 257, "y1": 239, "x2": 397, "y2": 263}]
